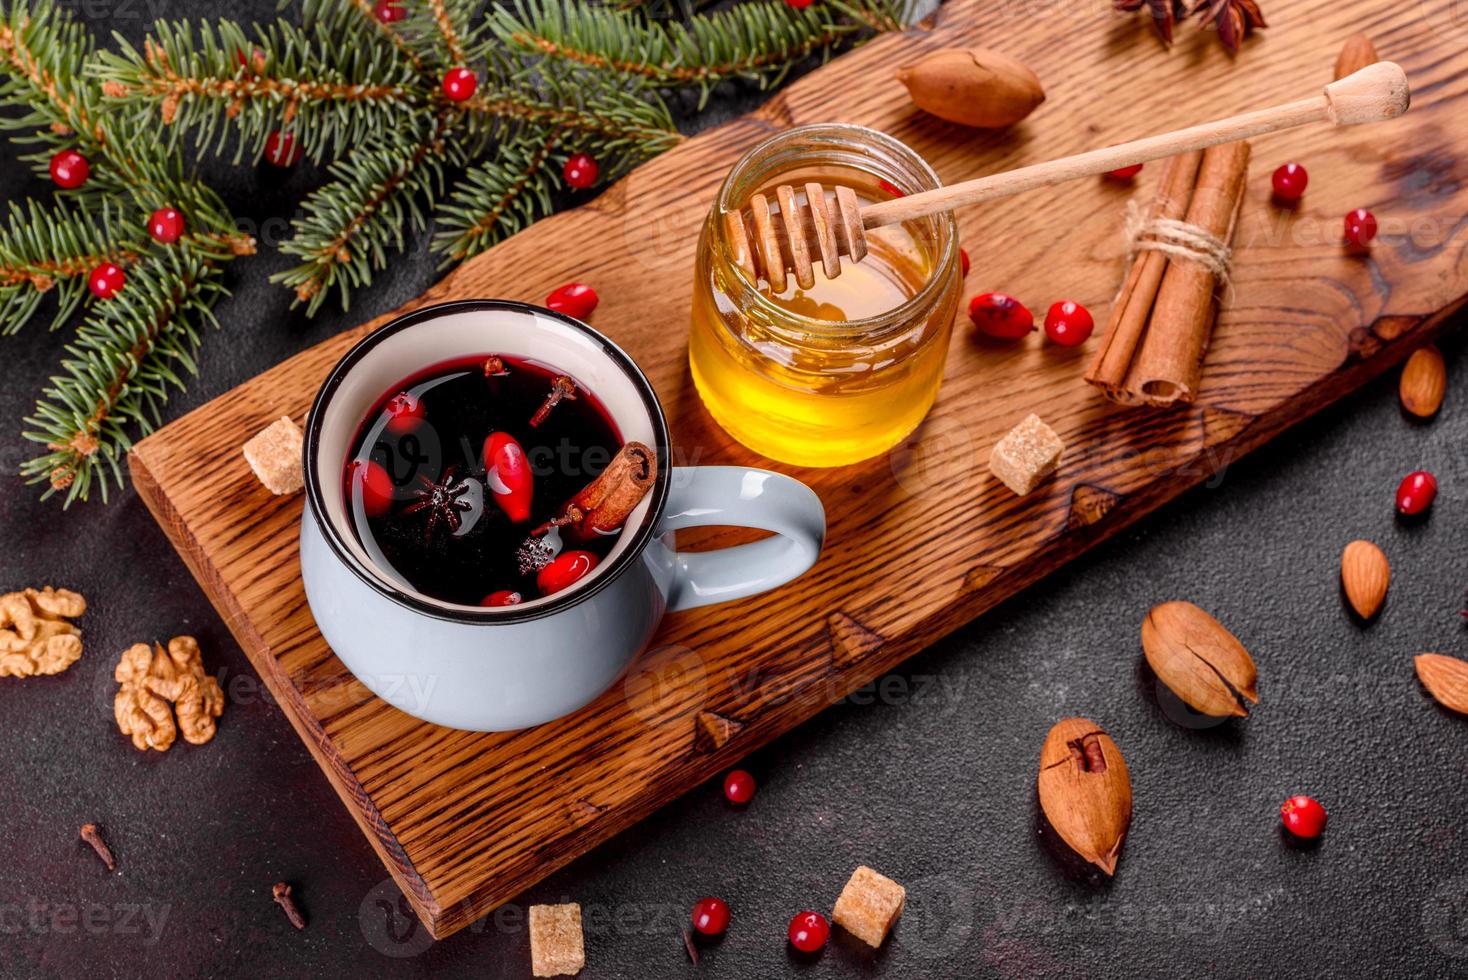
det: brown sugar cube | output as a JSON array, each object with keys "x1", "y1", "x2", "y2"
[
  {"x1": 832, "y1": 865, "x2": 906, "y2": 948},
  {"x1": 529, "y1": 903, "x2": 584, "y2": 977},
  {"x1": 242, "y1": 416, "x2": 304, "y2": 495},
  {"x1": 988, "y1": 413, "x2": 1064, "y2": 495}
]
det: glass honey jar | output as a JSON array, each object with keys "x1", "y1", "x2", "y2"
[{"x1": 689, "y1": 123, "x2": 961, "y2": 467}]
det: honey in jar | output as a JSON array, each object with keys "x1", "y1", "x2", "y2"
[{"x1": 689, "y1": 124, "x2": 961, "y2": 467}]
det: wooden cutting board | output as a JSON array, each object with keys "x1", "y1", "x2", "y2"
[{"x1": 128, "y1": 0, "x2": 1468, "y2": 939}]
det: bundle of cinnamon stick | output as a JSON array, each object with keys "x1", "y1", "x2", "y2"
[{"x1": 1085, "y1": 141, "x2": 1252, "y2": 406}]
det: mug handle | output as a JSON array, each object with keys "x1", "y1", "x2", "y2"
[{"x1": 656, "y1": 466, "x2": 826, "y2": 613}]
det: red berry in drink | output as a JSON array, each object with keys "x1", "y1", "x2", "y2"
[
  {"x1": 264, "y1": 130, "x2": 301, "y2": 167},
  {"x1": 1106, "y1": 163, "x2": 1143, "y2": 180},
  {"x1": 442, "y1": 67, "x2": 478, "y2": 102},
  {"x1": 1044, "y1": 300, "x2": 1094, "y2": 347},
  {"x1": 1395, "y1": 470, "x2": 1437, "y2": 516},
  {"x1": 877, "y1": 178, "x2": 903, "y2": 198},
  {"x1": 480, "y1": 590, "x2": 523, "y2": 607},
  {"x1": 546, "y1": 282, "x2": 599, "y2": 320},
  {"x1": 959, "y1": 246, "x2": 970, "y2": 278},
  {"x1": 968, "y1": 292, "x2": 1034, "y2": 339},
  {"x1": 1344, "y1": 208, "x2": 1378, "y2": 248},
  {"x1": 1271, "y1": 162, "x2": 1308, "y2": 201},
  {"x1": 482, "y1": 431, "x2": 533, "y2": 523},
  {"x1": 722, "y1": 769, "x2": 755, "y2": 805},
  {"x1": 787, "y1": 911, "x2": 829, "y2": 953},
  {"x1": 537, "y1": 550, "x2": 599, "y2": 596},
  {"x1": 1280, "y1": 795, "x2": 1327, "y2": 839},
  {"x1": 147, "y1": 207, "x2": 185, "y2": 244},
  {"x1": 350, "y1": 460, "x2": 394, "y2": 517},
  {"x1": 383, "y1": 390, "x2": 424, "y2": 435},
  {"x1": 691, "y1": 897, "x2": 730, "y2": 936},
  {"x1": 374, "y1": 0, "x2": 406, "y2": 22},
  {"x1": 563, "y1": 153, "x2": 599, "y2": 189},
  {"x1": 88, "y1": 262, "x2": 125, "y2": 299},
  {"x1": 49, "y1": 149, "x2": 89, "y2": 189}
]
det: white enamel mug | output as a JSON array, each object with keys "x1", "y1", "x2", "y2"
[{"x1": 300, "y1": 300, "x2": 826, "y2": 731}]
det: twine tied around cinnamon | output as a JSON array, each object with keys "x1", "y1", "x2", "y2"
[{"x1": 1122, "y1": 201, "x2": 1235, "y2": 297}]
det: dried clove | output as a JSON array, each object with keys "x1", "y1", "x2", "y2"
[
  {"x1": 529, "y1": 375, "x2": 578, "y2": 428},
  {"x1": 273, "y1": 881, "x2": 306, "y2": 930},
  {"x1": 79, "y1": 823, "x2": 115, "y2": 871}
]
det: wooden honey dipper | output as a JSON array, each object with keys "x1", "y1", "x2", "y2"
[{"x1": 725, "y1": 62, "x2": 1410, "y2": 291}]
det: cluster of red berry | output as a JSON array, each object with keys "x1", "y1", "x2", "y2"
[{"x1": 47, "y1": 149, "x2": 190, "y2": 301}]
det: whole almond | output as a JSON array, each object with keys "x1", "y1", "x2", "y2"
[
  {"x1": 1334, "y1": 34, "x2": 1379, "y2": 81},
  {"x1": 1415, "y1": 653, "x2": 1468, "y2": 715},
  {"x1": 1399, "y1": 346, "x2": 1446, "y2": 418},
  {"x1": 1341, "y1": 540, "x2": 1390, "y2": 619},
  {"x1": 1036, "y1": 717, "x2": 1131, "y2": 876},
  {"x1": 1142, "y1": 601, "x2": 1259, "y2": 718},
  {"x1": 895, "y1": 48, "x2": 1045, "y2": 128}
]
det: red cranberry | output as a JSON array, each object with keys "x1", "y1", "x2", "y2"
[
  {"x1": 442, "y1": 67, "x2": 478, "y2": 102},
  {"x1": 374, "y1": 0, "x2": 406, "y2": 22},
  {"x1": 537, "y1": 550, "x2": 599, "y2": 596},
  {"x1": 1106, "y1": 163, "x2": 1144, "y2": 180},
  {"x1": 968, "y1": 292, "x2": 1034, "y2": 339},
  {"x1": 1280, "y1": 795, "x2": 1327, "y2": 839},
  {"x1": 147, "y1": 207, "x2": 186, "y2": 244},
  {"x1": 691, "y1": 897, "x2": 730, "y2": 936},
  {"x1": 49, "y1": 149, "x2": 89, "y2": 189},
  {"x1": 563, "y1": 153, "x2": 599, "y2": 189},
  {"x1": 351, "y1": 460, "x2": 394, "y2": 516},
  {"x1": 877, "y1": 178, "x2": 904, "y2": 198},
  {"x1": 787, "y1": 911, "x2": 829, "y2": 953},
  {"x1": 264, "y1": 130, "x2": 301, "y2": 167},
  {"x1": 88, "y1": 262, "x2": 125, "y2": 299},
  {"x1": 546, "y1": 282, "x2": 598, "y2": 320},
  {"x1": 722, "y1": 769, "x2": 755, "y2": 805},
  {"x1": 1044, "y1": 300, "x2": 1094, "y2": 347},
  {"x1": 480, "y1": 590, "x2": 523, "y2": 607},
  {"x1": 959, "y1": 247, "x2": 970, "y2": 278},
  {"x1": 482, "y1": 431, "x2": 533, "y2": 523},
  {"x1": 1344, "y1": 208, "x2": 1378, "y2": 248},
  {"x1": 1395, "y1": 470, "x2": 1437, "y2": 516},
  {"x1": 383, "y1": 391, "x2": 424, "y2": 435},
  {"x1": 1271, "y1": 162, "x2": 1308, "y2": 202}
]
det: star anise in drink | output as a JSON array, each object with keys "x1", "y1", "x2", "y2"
[{"x1": 403, "y1": 465, "x2": 474, "y2": 541}]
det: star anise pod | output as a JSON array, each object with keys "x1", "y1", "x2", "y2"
[
  {"x1": 1114, "y1": 0, "x2": 1189, "y2": 44},
  {"x1": 1192, "y1": 0, "x2": 1267, "y2": 52},
  {"x1": 402, "y1": 465, "x2": 474, "y2": 541}
]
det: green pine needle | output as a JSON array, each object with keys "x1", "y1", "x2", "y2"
[{"x1": 21, "y1": 249, "x2": 224, "y2": 506}]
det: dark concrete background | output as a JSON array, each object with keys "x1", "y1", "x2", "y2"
[{"x1": 3, "y1": 3, "x2": 1467, "y2": 978}]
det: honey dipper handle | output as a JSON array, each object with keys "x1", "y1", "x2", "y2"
[{"x1": 861, "y1": 62, "x2": 1409, "y2": 229}]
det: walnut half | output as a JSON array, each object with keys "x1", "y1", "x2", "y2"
[
  {"x1": 113, "y1": 636, "x2": 224, "y2": 752},
  {"x1": 0, "y1": 587, "x2": 86, "y2": 678}
]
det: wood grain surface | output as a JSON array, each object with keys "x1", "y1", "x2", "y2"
[{"x1": 128, "y1": 0, "x2": 1468, "y2": 939}]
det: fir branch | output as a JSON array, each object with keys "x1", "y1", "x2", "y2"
[
  {"x1": 0, "y1": 199, "x2": 143, "y2": 333},
  {"x1": 0, "y1": 0, "x2": 104, "y2": 145},
  {"x1": 272, "y1": 117, "x2": 461, "y2": 315},
  {"x1": 466, "y1": 52, "x2": 681, "y2": 156},
  {"x1": 21, "y1": 249, "x2": 224, "y2": 505},
  {"x1": 299, "y1": 0, "x2": 427, "y2": 73},
  {"x1": 93, "y1": 17, "x2": 424, "y2": 164},
  {"x1": 432, "y1": 133, "x2": 560, "y2": 262},
  {"x1": 489, "y1": 0, "x2": 904, "y2": 105}
]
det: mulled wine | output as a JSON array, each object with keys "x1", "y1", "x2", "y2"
[{"x1": 343, "y1": 354, "x2": 655, "y2": 607}]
